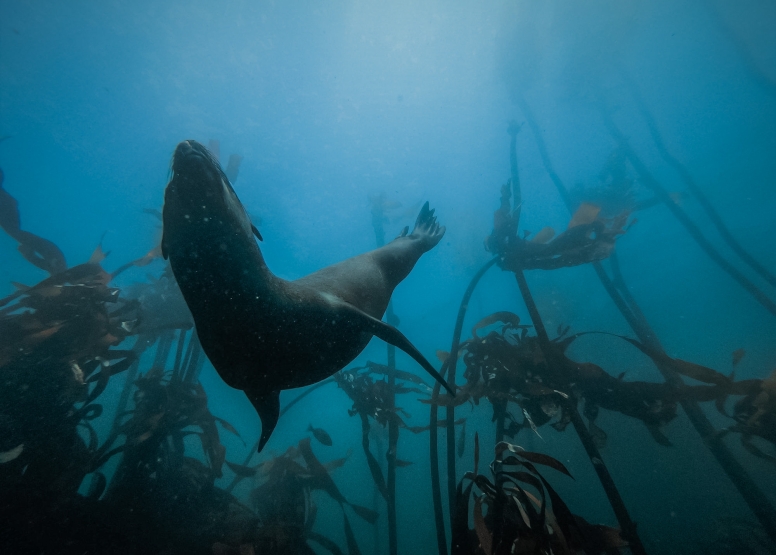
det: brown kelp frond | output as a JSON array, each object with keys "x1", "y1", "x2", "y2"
[
  {"x1": 453, "y1": 440, "x2": 626, "y2": 555},
  {"x1": 0, "y1": 168, "x2": 67, "y2": 275},
  {"x1": 440, "y1": 313, "x2": 742, "y2": 448},
  {"x1": 334, "y1": 362, "x2": 432, "y2": 519},
  {"x1": 0, "y1": 253, "x2": 140, "y2": 496},
  {"x1": 246, "y1": 437, "x2": 371, "y2": 555},
  {"x1": 485, "y1": 186, "x2": 631, "y2": 271},
  {"x1": 717, "y1": 369, "x2": 776, "y2": 465},
  {"x1": 335, "y1": 365, "x2": 428, "y2": 428},
  {"x1": 91, "y1": 369, "x2": 229, "y2": 479}
]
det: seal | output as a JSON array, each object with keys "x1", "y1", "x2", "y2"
[{"x1": 162, "y1": 140, "x2": 453, "y2": 451}]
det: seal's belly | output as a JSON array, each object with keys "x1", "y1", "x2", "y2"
[{"x1": 196, "y1": 295, "x2": 372, "y2": 392}]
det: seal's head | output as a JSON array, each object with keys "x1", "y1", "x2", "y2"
[
  {"x1": 172, "y1": 140, "x2": 222, "y2": 179},
  {"x1": 162, "y1": 140, "x2": 254, "y2": 258}
]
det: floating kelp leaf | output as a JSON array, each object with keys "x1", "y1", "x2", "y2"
[
  {"x1": 0, "y1": 443, "x2": 23, "y2": 463},
  {"x1": 592, "y1": 332, "x2": 732, "y2": 386},
  {"x1": 457, "y1": 420, "x2": 467, "y2": 458},
  {"x1": 473, "y1": 495, "x2": 492, "y2": 554},
  {"x1": 359, "y1": 414, "x2": 388, "y2": 502},
  {"x1": 342, "y1": 512, "x2": 362, "y2": 555},
  {"x1": 522, "y1": 408, "x2": 543, "y2": 439},
  {"x1": 299, "y1": 437, "x2": 347, "y2": 504},
  {"x1": 214, "y1": 417, "x2": 244, "y2": 445},
  {"x1": 471, "y1": 311, "x2": 527, "y2": 338},
  {"x1": 530, "y1": 226, "x2": 555, "y2": 244},
  {"x1": 568, "y1": 202, "x2": 601, "y2": 229},
  {"x1": 225, "y1": 460, "x2": 259, "y2": 477},
  {"x1": 0, "y1": 170, "x2": 67, "y2": 275},
  {"x1": 349, "y1": 503, "x2": 379, "y2": 524},
  {"x1": 323, "y1": 450, "x2": 351, "y2": 472},
  {"x1": 455, "y1": 437, "x2": 625, "y2": 555},
  {"x1": 496, "y1": 442, "x2": 573, "y2": 478}
]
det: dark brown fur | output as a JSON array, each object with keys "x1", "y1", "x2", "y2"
[{"x1": 162, "y1": 140, "x2": 451, "y2": 451}]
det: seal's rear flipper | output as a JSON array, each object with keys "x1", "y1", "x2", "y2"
[
  {"x1": 373, "y1": 318, "x2": 453, "y2": 396},
  {"x1": 245, "y1": 387, "x2": 280, "y2": 452},
  {"x1": 411, "y1": 201, "x2": 446, "y2": 251},
  {"x1": 329, "y1": 296, "x2": 454, "y2": 395}
]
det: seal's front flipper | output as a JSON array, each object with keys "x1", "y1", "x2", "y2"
[
  {"x1": 244, "y1": 386, "x2": 280, "y2": 452},
  {"x1": 330, "y1": 296, "x2": 454, "y2": 395}
]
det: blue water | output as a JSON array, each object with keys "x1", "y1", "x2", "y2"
[{"x1": 1, "y1": 1, "x2": 775, "y2": 554}]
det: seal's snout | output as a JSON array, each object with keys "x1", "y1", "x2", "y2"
[
  {"x1": 174, "y1": 139, "x2": 205, "y2": 165},
  {"x1": 175, "y1": 140, "x2": 195, "y2": 157},
  {"x1": 172, "y1": 140, "x2": 222, "y2": 184}
]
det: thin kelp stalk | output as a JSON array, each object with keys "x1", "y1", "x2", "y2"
[
  {"x1": 608, "y1": 253, "x2": 776, "y2": 545},
  {"x1": 599, "y1": 107, "x2": 776, "y2": 317},
  {"x1": 430, "y1": 257, "x2": 499, "y2": 555},
  {"x1": 179, "y1": 330, "x2": 197, "y2": 379},
  {"x1": 107, "y1": 330, "x2": 173, "y2": 454},
  {"x1": 153, "y1": 330, "x2": 176, "y2": 370},
  {"x1": 517, "y1": 93, "x2": 776, "y2": 543},
  {"x1": 513, "y1": 269, "x2": 648, "y2": 555},
  {"x1": 508, "y1": 121, "x2": 522, "y2": 227},
  {"x1": 170, "y1": 328, "x2": 188, "y2": 383},
  {"x1": 182, "y1": 334, "x2": 204, "y2": 384},
  {"x1": 429, "y1": 372, "x2": 448, "y2": 555},
  {"x1": 225, "y1": 378, "x2": 336, "y2": 493},
  {"x1": 489, "y1": 122, "x2": 519, "y2": 553},
  {"x1": 510, "y1": 98, "x2": 642, "y2": 553},
  {"x1": 490, "y1": 400, "x2": 508, "y2": 553},
  {"x1": 371, "y1": 201, "x2": 399, "y2": 555},
  {"x1": 622, "y1": 74, "x2": 776, "y2": 288},
  {"x1": 386, "y1": 312, "x2": 398, "y2": 555},
  {"x1": 108, "y1": 335, "x2": 152, "y2": 439}
]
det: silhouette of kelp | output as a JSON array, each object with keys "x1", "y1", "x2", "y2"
[
  {"x1": 224, "y1": 437, "x2": 376, "y2": 555},
  {"x1": 426, "y1": 313, "x2": 726, "y2": 448},
  {"x1": 0, "y1": 246, "x2": 139, "y2": 499},
  {"x1": 452, "y1": 435, "x2": 626, "y2": 555}
]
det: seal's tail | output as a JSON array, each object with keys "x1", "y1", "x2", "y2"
[{"x1": 410, "y1": 201, "x2": 446, "y2": 251}]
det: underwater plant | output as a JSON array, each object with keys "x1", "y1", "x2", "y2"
[
  {"x1": 335, "y1": 362, "x2": 433, "y2": 505},
  {"x1": 452, "y1": 436, "x2": 627, "y2": 555},
  {"x1": 224, "y1": 437, "x2": 376, "y2": 555},
  {"x1": 0, "y1": 245, "x2": 140, "y2": 499}
]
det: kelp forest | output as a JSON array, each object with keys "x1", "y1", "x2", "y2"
[
  {"x1": 1, "y1": 3, "x2": 776, "y2": 554},
  {"x1": 2, "y1": 86, "x2": 775, "y2": 555}
]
